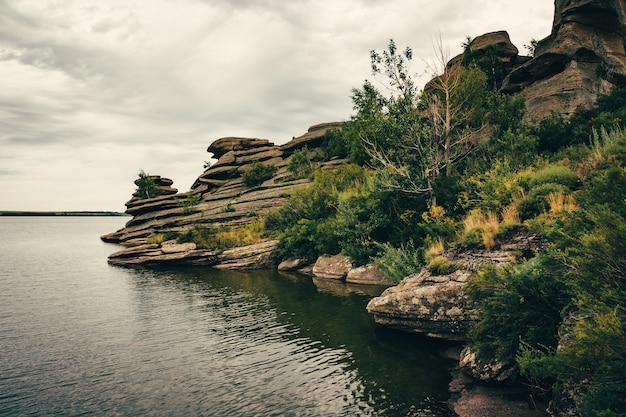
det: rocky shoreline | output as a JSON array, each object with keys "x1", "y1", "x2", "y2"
[{"x1": 101, "y1": 1, "x2": 626, "y2": 414}]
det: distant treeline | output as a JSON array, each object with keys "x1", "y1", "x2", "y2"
[{"x1": 0, "y1": 211, "x2": 128, "y2": 216}]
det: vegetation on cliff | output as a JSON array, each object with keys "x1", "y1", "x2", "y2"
[{"x1": 263, "y1": 39, "x2": 626, "y2": 415}]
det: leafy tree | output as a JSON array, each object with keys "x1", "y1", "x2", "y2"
[
  {"x1": 135, "y1": 170, "x2": 161, "y2": 199},
  {"x1": 359, "y1": 39, "x2": 489, "y2": 206},
  {"x1": 286, "y1": 146, "x2": 313, "y2": 179}
]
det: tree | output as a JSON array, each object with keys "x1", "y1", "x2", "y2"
[
  {"x1": 135, "y1": 170, "x2": 161, "y2": 200},
  {"x1": 424, "y1": 35, "x2": 489, "y2": 177},
  {"x1": 357, "y1": 38, "x2": 489, "y2": 204}
]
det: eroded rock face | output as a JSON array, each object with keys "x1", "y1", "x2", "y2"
[
  {"x1": 102, "y1": 123, "x2": 345, "y2": 269},
  {"x1": 366, "y1": 229, "x2": 547, "y2": 341},
  {"x1": 502, "y1": 0, "x2": 626, "y2": 120}
]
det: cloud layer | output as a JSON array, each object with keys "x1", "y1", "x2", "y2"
[{"x1": 0, "y1": 0, "x2": 553, "y2": 211}]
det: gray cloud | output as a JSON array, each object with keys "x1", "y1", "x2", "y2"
[{"x1": 0, "y1": 0, "x2": 554, "y2": 211}]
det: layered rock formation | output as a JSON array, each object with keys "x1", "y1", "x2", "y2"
[
  {"x1": 103, "y1": 122, "x2": 344, "y2": 268},
  {"x1": 366, "y1": 230, "x2": 546, "y2": 341},
  {"x1": 502, "y1": 0, "x2": 626, "y2": 120}
]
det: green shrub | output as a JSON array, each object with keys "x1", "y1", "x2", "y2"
[
  {"x1": 465, "y1": 256, "x2": 567, "y2": 363},
  {"x1": 532, "y1": 111, "x2": 578, "y2": 152},
  {"x1": 272, "y1": 219, "x2": 322, "y2": 262},
  {"x1": 373, "y1": 242, "x2": 423, "y2": 283},
  {"x1": 176, "y1": 191, "x2": 201, "y2": 215},
  {"x1": 220, "y1": 200, "x2": 236, "y2": 213},
  {"x1": 286, "y1": 146, "x2": 313, "y2": 179},
  {"x1": 518, "y1": 182, "x2": 569, "y2": 219},
  {"x1": 526, "y1": 165, "x2": 579, "y2": 189},
  {"x1": 426, "y1": 256, "x2": 457, "y2": 275},
  {"x1": 241, "y1": 161, "x2": 276, "y2": 187}
]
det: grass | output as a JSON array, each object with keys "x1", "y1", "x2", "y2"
[{"x1": 546, "y1": 191, "x2": 577, "y2": 214}]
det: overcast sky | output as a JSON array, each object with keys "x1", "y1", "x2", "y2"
[{"x1": 1, "y1": 0, "x2": 554, "y2": 212}]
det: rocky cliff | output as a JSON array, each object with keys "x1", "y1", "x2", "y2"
[
  {"x1": 502, "y1": 0, "x2": 626, "y2": 121},
  {"x1": 102, "y1": 122, "x2": 344, "y2": 268}
]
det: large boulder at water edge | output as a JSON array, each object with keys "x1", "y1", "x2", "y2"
[{"x1": 312, "y1": 254, "x2": 353, "y2": 280}]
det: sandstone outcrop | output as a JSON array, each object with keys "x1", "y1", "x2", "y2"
[
  {"x1": 366, "y1": 230, "x2": 547, "y2": 340},
  {"x1": 103, "y1": 123, "x2": 345, "y2": 269},
  {"x1": 501, "y1": 0, "x2": 626, "y2": 120}
]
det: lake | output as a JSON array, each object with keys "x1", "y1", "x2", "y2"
[{"x1": 0, "y1": 217, "x2": 453, "y2": 416}]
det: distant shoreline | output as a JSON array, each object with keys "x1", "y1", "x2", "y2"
[{"x1": 0, "y1": 211, "x2": 129, "y2": 217}]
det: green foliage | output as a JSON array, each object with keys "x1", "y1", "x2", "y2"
[
  {"x1": 220, "y1": 200, "x2": 236, "y2": 213},
  {"x1": 176, "y1": 222, "x2": 265, "y2": 251},
  {"x1": 426, "y1": 256, "x2": 457, "y2": 275},
  {"x1": 373, "y1": 242, "x2": 424, "y2": 283},
  {"x1": 531, "y1": 111, "x2": 580, "y2": 152},
  {"x1": 267, "y1": 164, "x2": 390, "y2": 264},
  {"x1": 525, "y1": 165, "x2": 579, "y2": 189},
  {"x1": 462, "y1": 43, "x2": 509, "y2": 89},
  {"x1": 286, "y1": 146, "x2": 314, "y2": 179},
  {"x1": 465, "y1": 257, "x2": 568, "y2": 363},
  {"x1": 264, "y1": 43, "x2": 626, "y2": 414},
  {"x1": 241, "y1": 161, "x2": 277, "y2": 187},
  {"x1": 135, "y1": 170, "x2": 162, "y2": 200},
  {"x1": 483, "y1": 92, "x2": 526, "y2": 132},
  {"x1": 518, "y1": 205, "x2": 626, "y2": 415},
  {"x1": 176, "y1": 191, "x2": 201, "y2": 215}
]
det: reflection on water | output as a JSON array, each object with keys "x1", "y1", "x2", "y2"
[{"x1": 0, "y1": 217, "x2": 453, "y2": 416}]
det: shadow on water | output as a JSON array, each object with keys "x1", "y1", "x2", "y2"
[{"x1": 127, "y1": 266, "x2": 455, "y2": 416}]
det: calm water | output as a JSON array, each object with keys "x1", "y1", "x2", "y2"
[{"x1": 0, "y1": 217, "x2": 453, "y2": 417}]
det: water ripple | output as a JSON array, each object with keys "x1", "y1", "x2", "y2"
[{"x1": 0, "y1": 218, "x2": 453, "y2": 417}]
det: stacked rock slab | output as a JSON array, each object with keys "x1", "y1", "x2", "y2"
[
  {"x1": 501, "y1": 0, "x2": 626, "y2": 120},
  {"x1": 366, "y1": 230, "x2": 547, "y2": 341},
  {"x1": 103, "y1": 122, "x2": 344, "y2": 268}
]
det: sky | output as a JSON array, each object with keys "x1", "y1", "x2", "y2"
[{"x1": 0, "y1": 0, "x2": 554, "y2": 212}]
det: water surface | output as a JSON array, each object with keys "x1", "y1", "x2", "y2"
[{"x1": 0, "y1": 217, "x2": 453, "y2": 416}]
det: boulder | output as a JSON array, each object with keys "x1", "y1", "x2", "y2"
[
  {"x1": 278, "y1": 257, "x2": 309, "y2": 271},
  {"x1": 213, "y1": 240, "x2": 278, "y2": 270},
  {"x1": 468, "y1": 31, "x2": 519, "y2": 63},
  {"x1": 279, "y1": 122, "x2": 343, "y2": 155},
  {"x1": 366, "y1": 269, "x2": 476, "y2": 341},
  {"x1": 346, "y1": 264, "x2": 394, "y2": 286},
  {"x1": 312, "y1": 254, "x2": 353, "y2": 280},
  {"x1": 459, "y1": 346, "x2": 517, "y2": 383},
  {"x1": 207, "y1": 137, "x2": 273, "y2": 159}
]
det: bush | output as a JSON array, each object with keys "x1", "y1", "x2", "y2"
[
  {"x1": 373, "y1": 242, "x2": 423, "y2": 283},
  {"x1": 286, "y1": 146, "x2": 314, "y2": 179},
  {"x1": 465, "y1": 257, "x2": 567, "y2": 363},
  {"x1": 241, "y1": 161, "x2": 277, "y2": 187},
  {"x1": 518, "y1": 182, "x2": 569, "y2": 219},
  {"x1": 176, "y1": 223, "x2": 265, "y2": 250},
  {"x1": 526, "y1": 165, "x2": 579, "y2": 190},
  {"x1": 176, "y1": 191, "x2": 201, "y2": 215},
  {"x1": 426, "y1": 256, "x2": 456, "y2": 275},
  {"x1": 272, "y1": 219, "x2": 322, "y2": 262}
]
